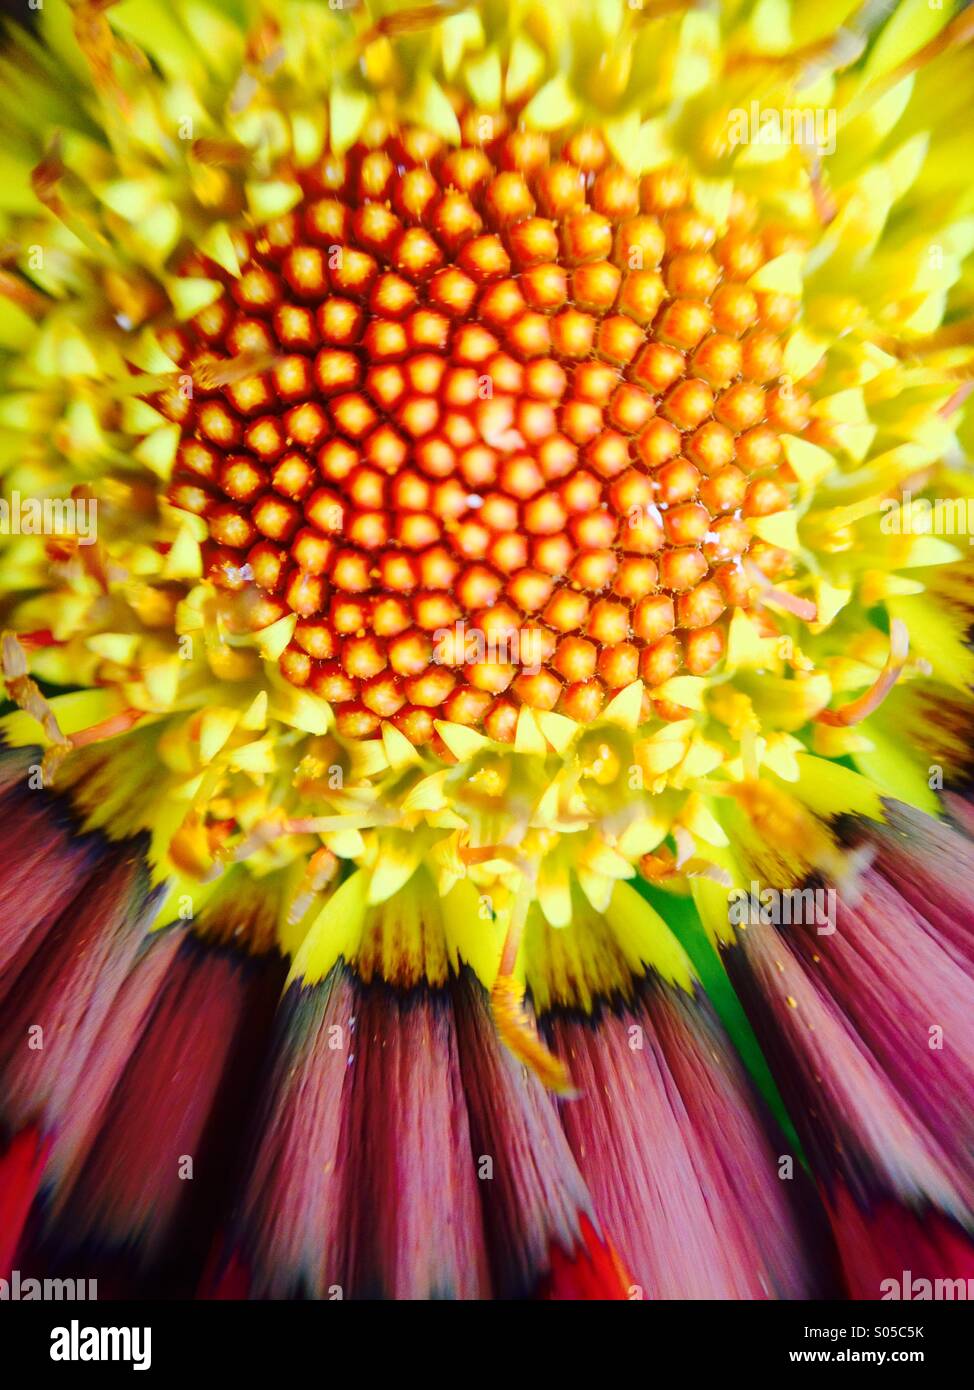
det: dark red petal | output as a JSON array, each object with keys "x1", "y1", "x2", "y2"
[
  {"x1": 868, "y1": 803, "x2": 974, "y2": 967},
  {"x1": 452, "y1": 970, "x2": 623, "y2": 1299},
  {"x1": 0, "y1": 749, "x2": 105, "y2": 984},
  {"x1": 45, "y1": 933, "x2": 279, "y2": 1277},
  {"x1": 0, "y1": 846, "x2": 159, "y2": 1133},
  {"x1": 724, "y1": 814, "x2": 974, "y2": 1294},
  {"x1": 830, "y1": 1187, "x2": 974, "y2": 1299},
  {"x1": 220, "y1": 968, "x2": 490, "y2": 1298},
  {"x1": 0, "y1": 1126, "x2": 50, "y2": 1276},
  {"x1": 547, "y1": 983, "x2": 830, "y2": 1298}
]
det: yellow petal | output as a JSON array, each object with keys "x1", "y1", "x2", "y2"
[{"x1": 289, "y1": 871, "x2": 368, "y2": 984}]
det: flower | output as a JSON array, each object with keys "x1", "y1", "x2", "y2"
[{"x1": 0, "y1": 0, "x2": 973, "y2": 1300}]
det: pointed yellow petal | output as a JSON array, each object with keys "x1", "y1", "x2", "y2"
[
  {"x1": 245, "y1": 180, "x2": 303, "y2": 221},
  {"x1": 617, "y1": 815, "x2": 669, "y2": 859},
  {"x1": 748, "y1": 509, "x2": 801, "y2": 551},
  {"x1": 537, "y1": 855, "x2": 572, "y2": 929},
  {"x1": 134, "y1": 423, "x2": 181, "y2": 479},
  {"x1": 325, "y1": 828, "x2": 366, "y2": 860},
  {"x1": 198, "y1": 222, "x2": 241, "y2": 278},
  {"x1": 464, "y1": 46, "x2": 502, "y2": 110},
  {"x1": 382, "y1": 720, "x2": 420, "y2": 770},
  {"x1": 227, "y1": 737, "x2": 276, "y2": 775},
  {"x1": 582, "y1": 843, "x2": 635, "y2": 880},
  {"x1": 415, "y1": 75, "x2": 461, "y2": 145},
  {"x1": 505, "y1": 34, "x2": 545, "y2": 103},
  {"x1": 654, "y1": 676, "x2": 706, "y2": 711},
  {"x1": 254, "y1": 613, "x2": 297, "y2": 661},
  {"x1": 167, "y1": 277, "x2": 222, "y2": 322},
  {"x1": 781, "y1": 434, "x2": 836, "y2": 488},
  {"x1": 680, "y1": 796, "x2": 727, "y2": 847},
  {"x1": 330, "y1": 84, "x2": 370, "y2": 154},
  {"x1": 749, "y1": 252, "x2": 803, "y2": 296},
  {"x1": 605, "y1": 881, "x2": 695, "y2": 993},
  {"x1": 367, "y1": 845, "x2": 420, "y2": 905},
  {"x1": 163, "y1": 527, "x2": 202, "y2": 580},
  {"x1": 601, "y1": 679, "x2": 644, "y2": 729},
  {"x1": 270, "y1": 686, "x2": 331, "y2": 736},
  {"x1": 240, "y1": 690, "x2": 267, "y2": 732},
  {"x1": 536, "y1": 710, "x2": 578, "y2": 755},
  {"x1": 522, "y1": 74, "x2": 580, "y2": 131},
  {"x1": 289, "y1": 871, "x2": 368, "y2": 984},
  {"x1": 199, "y1": 706, "x2": 238, "y2": 763},
  {"x1": 143, "y1": 656, "x2": 182, "y2": 708},
  {"x1": 402, "y1": 770, "x2": 450, "y2": 814},
  {"x1": 791, "y1": 753, "x2": 884, "y2": 823},
  {"x1": 514, "y1": 705, "x2": 546, "y2": 755},
  {"x1": 812, "y1": 578, "x2": 852, "y2": 630},
  {"x1": 433, "y1": 720, "x2": 490, "y2": 761}
]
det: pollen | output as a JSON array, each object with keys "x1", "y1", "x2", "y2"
[{"x1": 164, "y1": 115, "x2": 801, "y2": 742}]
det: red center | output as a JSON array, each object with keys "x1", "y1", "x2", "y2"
[{"x1": 162, "y1": 114, "x2": 810, "y2": 744}]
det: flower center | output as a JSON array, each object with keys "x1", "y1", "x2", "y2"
[{"x1": 163, "y1": 116, "x2": 809, "y2": 744}]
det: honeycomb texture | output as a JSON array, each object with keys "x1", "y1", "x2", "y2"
[{"x1": 163, "y1": 114, "x2": 810, "y2": 743}]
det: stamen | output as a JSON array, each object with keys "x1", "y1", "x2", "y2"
[
  {"x1": 808, "y1": 157, "x2": 837, "y2": 227},
  {"x1": 1, "y1": 631, "x2": 66, "y2": 747},
  {"x1": 70, "y1": 0, "x2": 148, "y2": 115},
  {"x1": 863, "y1": 6, "x2": 974, "y2": 99},
  {"x1": 1, "y1": 633, "x2": 143, "y2": 784},
  {"x1": 193, "y1": 352, "x2": 284, "y2": 390},
  {"x1": 490, "y1": 882, "x2": 574, "y2": 1095},
  {"x1": 816, "y1": 618, "x2": 914, "y2": 727},
  {"x1": 0, "y1": 269, "x2": 48, "y2": 317},
  {"x1": 882, "y1": 320, "x2": 974, "y2": 356},
  {"x1": 358, "y1": 3, "x2": 467, "y2": 47},
  {"x1": 744, "y1": 560, "x2": 818, "y2": 621},
  {"x1": 31, "y1": 137, "x2": 115, "y2": 261},
  {"x1": 939, "y1": 381, "x2": 974, "y2": 420},
  {"x1": 191, "y1": 138, "x2": 250, "y2": 167},
  {"x1": 287, "y1": 846, "x2": 340, "y2": 925},
  {"x1": 67, "y1": 707, "x2": 145, "y2": 748}
]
